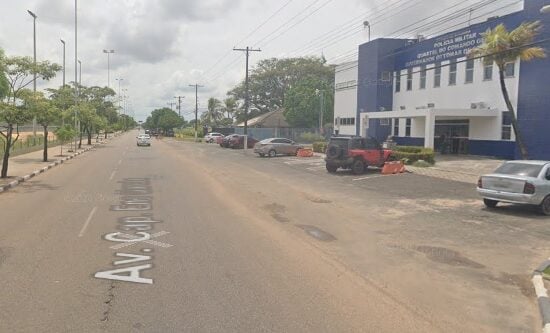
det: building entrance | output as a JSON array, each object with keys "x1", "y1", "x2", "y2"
[{"x1": 435, "y1": 120, "x2": 469, "y2": 154}]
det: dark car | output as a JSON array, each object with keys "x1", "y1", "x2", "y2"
[
  {"x1": 229, "y1": 135, "x2": 258, "y2": 149},
  {"x1": 220, "y1": 134, "x2": 240, "y2": 148}
]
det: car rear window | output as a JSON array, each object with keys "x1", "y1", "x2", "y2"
[
  {"x1": 330, "y1": 138, "x2": 349, "y2": 148},
  {"x1": 494, "y1": 163, "x2": 543, "y2": 178}
]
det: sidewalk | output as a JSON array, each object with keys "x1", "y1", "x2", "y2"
[
  {"x1": 0, "y1": 138, "x2": 108, "y2": 188},
  {"x1": 407, "y1": 154, "x2": 505, "y2": 184}
]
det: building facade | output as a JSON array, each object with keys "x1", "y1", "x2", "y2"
[{"x1": 333, "y1": 0, "x2": 550, "y2": 159}]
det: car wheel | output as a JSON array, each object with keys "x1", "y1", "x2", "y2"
[
  {"x1": 351, "y1": 159, "x2": 365, "y2": 175},
  {"x1": 483, "y1": 198, "x2": 498, "y2": 208},
  {"x1": 268, "y1": 150, "x2": 277, "y2": 158},
  {"x1": 326, "y1": 164, "x2": 338, "y2": 173},
  {"x1": 538, "y1": 196, "x2": 550, "y2": 216}
]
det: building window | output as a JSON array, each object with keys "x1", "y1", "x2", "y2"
[
  {"x1": 380, "y1": 118, "x2": 390, "y2": 126},
  {"x1": 483, "y1": 63, "x2": 493, "y2": 80},
  {"x1": 420, "y1": 65, "x2": 427, "y2": 89},
  {"x1": 339, "y1": 118, "x2": 356, "y2": 126},
  {"x1": 434, "y1": 62, "x2": 441, "y2": 88},
  {"x1": 395, "y1": 71, "x2": 401, "y2": 93},
  {"x1": 405, "y1": 118, "x2": 412, "y2": 137},
  {"x1": 502, "y1": 111, "x2": 512, "y2": 140},
  {"x1": 393, "y1": 118, "x2": 400, "y2": 136},
  {"x1": 449, "y1": 59, "x2": 457, "y2": 85},
  {"x1": 406, "y1": 68, "x2": 413, "y2": 91},
  {"x1": 505, "y1": 62, "x2": 515, "y2": 77},
  {"x1": 465, "y1": 59, "x2": 474, "y2": 83}
]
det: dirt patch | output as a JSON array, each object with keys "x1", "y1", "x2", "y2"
[
  {"x1": 262, "y1": 203, "x2": 290, "y2": 223},
  {"x1": 489, "y1": 272, "x2": 535, "y2": 298},
  {"x1": 416, "y1": 246, "x2": 485, "y2": 269},
  {"x1": 304, "y1": 194, "x2": 332, "y2": 204},
  {"x1": 428, "y1": 199, "x2": 480, "y2": 209}
]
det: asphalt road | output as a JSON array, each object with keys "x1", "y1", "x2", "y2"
[{"x1": 0, "y1": 131, "x2": 445, "y2": 332}]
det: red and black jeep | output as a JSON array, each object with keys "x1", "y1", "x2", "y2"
[{"x1": 325, "y1": 136, "x2": 394, "y2": 174}]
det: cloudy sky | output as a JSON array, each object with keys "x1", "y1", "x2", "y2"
[{"x1": 0, "y1": 0, "x2": 522, "y2": 121}]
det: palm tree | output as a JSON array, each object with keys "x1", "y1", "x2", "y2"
[
  {"x1": 469, "y1": 21, "x2": 546, "y2": 159},
  {"x1": 202, "y1": 97, "x2": 223, "y2": 126},
  {"x1": 223, "y1": 97, "x2": 237, "y2": 120}
]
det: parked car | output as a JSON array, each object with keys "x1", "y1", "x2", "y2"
[
  {"x1": 136, "y1": 134, "x2": 151, "y2": 147},
  {"x1": 204, "y1": 132, "x2": 224, "y2": 143},
  {"x1": 477, "y1": 160, "x2": 550, "y2": 215},
  {"x1": 254, "y1": 138, "x2": 303, "y2": 157},
  {"x1": 229, "y1": 135, "x2": 258, "y2": 149},
  {"x1": 325, "y1": 136, "x2": 394, "y2": 174},
  {"x1": 215, "y1": 135, "x2": 226, "y2": 145},
  {"x1": 220, "y1": 134, "x2": 240, "y2": 148}
]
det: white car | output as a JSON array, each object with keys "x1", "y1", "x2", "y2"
[
  {"x1": 204, "y1": 132, "x2": 224, "y2": 143},
  {"x1": 477, "y1": 160, "x2": 550, "y2": 215},
  {"x1": 136, "y1": 134, "x2": 151, "y2": 147}
]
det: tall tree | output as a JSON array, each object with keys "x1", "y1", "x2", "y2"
[
  {"x1": 21, "y1": 91, "x2": 60, "y2": 162},
  {"x1": 284, "y1": 77, "x2": 334, "y2": 128},
  {"x1": 469, "y1": 21, "x2": 546, "y2": 159},
  {"x1": 228, "y1": 56, "x2": 334, "y2": 119},
  {"x1": 0, "y1": 54, "x2": 60, "y2": 177},
  {"x1": 143, "y1": 108, "x2": 183, "y2": 133},
  {"x1": 201, "y1": 98, "x2": 223, "y2": 126},
  {"x1": 222, "y1": 97, "x2": 237, "y2": 119}
]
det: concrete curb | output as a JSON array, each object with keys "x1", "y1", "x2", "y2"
[
  {"x1": 0, "y1": 144, "x2": 98, "y2": 194},
  {"x1": 533, "y1": 259, "x2": 550, "y2": 333}
]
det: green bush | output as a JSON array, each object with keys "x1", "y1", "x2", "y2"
[
  {"x1": 175, "y1": 128, "x2": 204, "y2": 138},
  {"x1": 392, "y1": 146, "x2": 435, "y2": 165},
  {"x1": 312, "y1": 141, "x2": 328, "y2": 153},
  {"x1": 299, "y1": 132, "x2": 325, "y2": 143}
]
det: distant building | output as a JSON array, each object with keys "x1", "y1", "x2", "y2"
[
  {"x1": 236, "y1": 109, "x2": 290, "y2": 128},
  {"x1": 333, "y1": 0, "x2": 550, "y2": 159}
]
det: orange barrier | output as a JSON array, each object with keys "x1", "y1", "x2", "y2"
[
  {"x1": 381, "y1": 161, "x2": 406, "y2": 175},
  {"x1": 297, "y1": 148, "x2": 314, "y2": 157}
]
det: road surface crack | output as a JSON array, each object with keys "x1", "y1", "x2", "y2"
[{"x1": 100, "y1": 281, "x2": 116, "y2": 322}]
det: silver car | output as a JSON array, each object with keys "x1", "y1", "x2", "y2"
[
  {"x1": 253, "y1": 138, "x2": 303, "y2": 157},
  {"x1": 136, "y1": 134, "x2": 151, "y2": 147},
  {"x1": 477, "y1": 160, "x2": 550, "y2": 215}
]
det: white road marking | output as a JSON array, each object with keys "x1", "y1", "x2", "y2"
[
  {"x1": 306, "y1": 166, "x2": 327, "y2": 171},
  {"x1": 109, "y1": 231, "x2": 173, "y2": 250},
  {"x1": 109, "y1": 170, "x2": 117, "y2": 181},
  {"x1": 78, "y1": 207, "x2": 98, "y2": 237},
  {"x1": 118, "y1": 159, "x2": 122, "y2": 165},
  {"x1": 352, "y1": 175, "x2": 385, "y2": 181}
]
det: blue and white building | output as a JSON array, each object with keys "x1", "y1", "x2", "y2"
[{"x1": 333, "y1": 0, "x2": 550, "y2": 159}]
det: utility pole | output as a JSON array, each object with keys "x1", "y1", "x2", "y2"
[
  {"x1": 174, "y1": 96, "x2": 185, "y2": 118},
  {"x1": 167, "y1": 102, "x2": 176, "y2": 111},
  {"x1": 116, "y1": 78, "x2": 123, "y2": 112},
  {"x1": 189, "y1": 84, "x2": 204, "y2": 142},
  {"x1": 78, "y1": 59, "x2": 82, "y2": 86},
  {"x1": 233, "y1": 46, "x2": 261, "y2": 151}
]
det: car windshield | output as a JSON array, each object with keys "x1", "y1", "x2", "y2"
[{"x1": 494, "y1": 163, "x2": 543, "y2": 178}]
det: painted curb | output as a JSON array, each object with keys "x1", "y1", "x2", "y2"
[
  {"x1": 0, "y1": 145, "x2": 97, "y2": 194},
  {"x1": 533, "y1": 259, "x2": 550, "y2": 333}
]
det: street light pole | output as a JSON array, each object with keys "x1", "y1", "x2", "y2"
[
  {"x1": 74, "y1": 0, "x2": 78, "y2": 152},
  {"x1": 78, "y1": 60, "x2": 82, "y2": 87},
  {"x1": 60, "y1": 39, "x2": 66, "y2": 87},
  {"x1": 28, "y1": 10, "x2": 37, "y2": 136},
  {"x1": 363, "y1": 21, "x2": 371, "y2": 42},
  {"x1": 103, "y1": 49, "x2": 115, "y2": 88},
  {"x1": 116, "y1": 78, "x2": 123, "y2": 112}
]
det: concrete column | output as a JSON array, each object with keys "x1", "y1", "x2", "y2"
[
  {"x1": 360, "y1": 115, "x2": 369, "y2": 138},
  {"x1": 424, "y1": 112, "x2": 435, "y2": 148}
]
